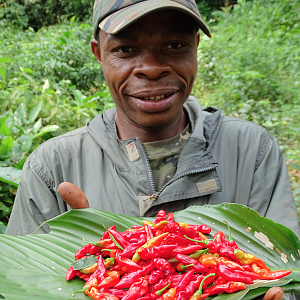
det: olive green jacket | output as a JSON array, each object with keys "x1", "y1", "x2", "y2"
[{"x1": 6, "y1": 97, "x2": 300, "y2": 237}]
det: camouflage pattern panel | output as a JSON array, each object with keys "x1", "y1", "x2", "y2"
[
  {"x1": 143, "y1": 124, "x2": 191, "y2": 192},
  {"x1": 93, "y1": 0, "x2": 204, "y2": 37}
]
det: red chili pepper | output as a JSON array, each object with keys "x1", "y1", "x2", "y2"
[
  {"x1": 214, "y1": 231, "x2": 225, "y2": 243},
  {"x1": 66, "y1": 266, "x2": 78, "y2": 281},
  {"x1": 72, "y1": 278, "x2": 99, "y2": 297},
  {"x1": 217, "y1": 257, "x2": 244, "y2": 271},
  {"x1": 98, "y1": 270, "x2": 120, "y2": 289},
  {"x1": 165, "y1": 234, "x2": 199, "y2": 245},
  {"x1": 153, "y1": 258, "x2": 172, "y2": 271},
  {"x1": 175, "y1": 275, "x2": 204, "y2": 300},
  {"x1": 251, "y1": 263, "x2": 292, "y2": 280},
  {"x1": 114, "y1": 262, "x2": 155, "y2": 289},
  {"x1": 155, "y1": 210, "x2": 167, "y2": 224},
  {"x1": 108, "y1": 228, "x2": 130, "y2": 249},
  {"x1": 174, "y1": 263, "x2": 194, "y2": 272},
  {"x1": 133, "y1": 233, "x2": 169, "y2": 263},
  {"x1": 122, "y1": 276, "x2": 149, "y2": 300},
  {"x1": 104, "y1": 257, "x2": 116, "y2": 269},
  {"x1": 139, "y1": 245, "x2": 177, "y2": 260},
  {"x1": 174, "y1": 270, "x2": 194, "y2": 293},
  {"x1": 234, "y1": 249, "x2": 270, "y2": 270},
  {"x1": 200, "y1": 254, "x2": 217, "y2": 268},
  {"x1": 219, "y1": 245, "x2": 240, "y2": 262},
  {"x1": 157, "y1": 288, "x2": 176, "y2": 300},
  {"x1": 164, "y1": 221, "x2": 180, "y2": 233},
  {"x1": 85, "y1": 288, "x2": 119, "y2": 300},
  {"x1": 189, "y1": 273, "x2": 215, "y2": 300},
  {"x1": 203, "y1": 281, "x2": 246, "y2": 295},
  {"x1": 167, "y1": 212, "x2": 174, "y2": 222},
  {"x1": 217, "y1": 262, "x2": 254, "y2": 284},
  {"x1": 153, "y1": 275, "x2": 183, "y2": 292},
  {"x1": 178, "y1": 226, "x2": 198, "y2": 239},
  {"x1": 74, "y1": 244, "x2": 94, "y2": 260},
  {"x1": 102, "y1": 288, "x2": 126, "y2": 298},
  {"x1": 176, "y1": 254, "x2": 209, "y2": 274},
  {"x1": 122, "y1": 229, "x2": 146, "y2": 240},
  {"x1": 86, "y1": 255, "x2": 107, "y2": 284},
  {"x1": 223, "y1": 220, "x2": 240, "y2": 249},
  {"x1": 120, "y1": 234, "x2": 147, "y2": 257},
  {"x1": 188, "y1": 224, "x2": 211, "y2": 234},
  {"x1": 171, "y1": 245, "x2": 205, "y2": 255},
  {"x1": 163, "y1": 266, "x2": 176, "y2": 276},
  {"x1": 79, "y1": 273, "x2": 91, "y2": 281},
  {"x1": 149, "y1": 270, "x2": 165, "y2": 284},
  {"x1": 102, "y1": 225, "x2": 115, "y2": 239},
  {"x1": 115, "y1": 250, "x2": 142, "y2": 271},
  {"x1": 145, "y1": 224, "x2": 154, "y2": 240},
  {"x1": 155, "y1": 280, "x2": 171, "y2": 297},
  {"x1": 155, "y1": 221, "x2": 169, "y2": 230}
]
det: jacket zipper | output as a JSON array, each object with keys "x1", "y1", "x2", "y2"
[
  {"x1": 135, "y1": 137, "x2": 157, "y2": 195},
  {"x1": 157, "y1": 164, "x2": 218, "y2": 195},
  {"x1": 136, "y1": 137, "x2": 217, "y2": 199}
]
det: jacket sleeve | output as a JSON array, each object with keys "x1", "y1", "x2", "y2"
[
  {"x1": 5, "y1": 155, "x2": 66, "y2": 236},
  {"x1": 248, "y1": 134, "x2": 300, "y2": 237}
]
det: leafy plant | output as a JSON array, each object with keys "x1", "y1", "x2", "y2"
[
  {"x1": 0, "y1": 59, "x2": 114, "y2": 231},
  {"x1": 192, "y1": 0, "x2": 300, "y2": 168},
  {"x1": 0, "y1": 204, "x2": 299, "y2": 299}
]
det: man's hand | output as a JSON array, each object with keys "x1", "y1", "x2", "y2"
[
  {"x1": 57, "y1": 182, "x2": 89, "y2": 209},
  {"x1": 262, "y1": 287, "x2": 284, "y2": 300}
]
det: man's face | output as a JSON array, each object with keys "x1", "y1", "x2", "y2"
[{"x1": 92, "y1": 10, "x2": 199, "y2": 135}]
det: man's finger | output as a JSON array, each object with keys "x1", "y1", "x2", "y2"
[
  {"x1": 57, "y1": 182, "x2": 90, "y2": 209},
  {"x1": 263, "y1": 287, "x2": 284, "y2": 300}
]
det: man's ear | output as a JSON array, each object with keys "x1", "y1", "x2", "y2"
[
  {"x1": 196, "y1": 31, "x2": 200, "y2": 47},
  {"x1": 91, "y1": 39, "x2": 102, "y2": 65}
]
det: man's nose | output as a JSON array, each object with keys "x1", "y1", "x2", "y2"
[{"x1": 133, "y1": 51, "x2": 172, "y2": 80}]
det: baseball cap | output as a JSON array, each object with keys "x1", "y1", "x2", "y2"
[{"x1": 93, "y1": 0, "x2": 211, "y2": 38}]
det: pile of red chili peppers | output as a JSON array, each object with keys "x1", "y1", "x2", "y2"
[{"x1": 66, "y1": 210, "x2": 292, "y2": 300}]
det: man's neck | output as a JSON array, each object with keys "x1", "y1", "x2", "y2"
[{"x1": 115, "y1": 110, "x2": 188, "y2": 143}]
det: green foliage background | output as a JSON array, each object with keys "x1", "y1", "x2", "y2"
[{"x1": 0, "y1": 0, "x2": 299, "y2": 233}]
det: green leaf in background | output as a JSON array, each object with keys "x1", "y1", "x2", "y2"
[
  {"x1": 28, "y1": 101, "x2": 43, "y2": 123},
  {"x1": 33, "y1": 125, "x2": 59, "y2": 139},
  {"x1": 0, "y1": 57, "x2": 12, "y2": 64},
  {"x1": 0, "y1": 136, "x2": 13, "y2": 156},
  {"x1": 0, "y1": 167, "x2": 22, "y2": 186},
  {"x1": 0, "y1": 117, "x2": 7, "y2": 127},
  {"x1": 0, "y1": 203, "x2": 299, "y2": 300},
  {"x1": 16, "y1": 103, "x2": 29, "y2": 125},
  {"x1": 19, "y1": 133, "x2": 33, "y2": 151},
  {"x1": 0, "y1": 67, "x2": 6, "y2": 80},
  {"x1": 72, "y1": 89, "x2": 85, "y2": 107},
  {"x1": 32, "y1": 118, "x2": 42, "y2": 134},
  {"x1": 0, "y1": 124, "x2": 10, "y2": 136},
  {"x1": 72, "y1": 256, "x2": 97, "y2": 270},
  {"x1": 0, "y1": 221, "x2": 6, "y2": 234}
]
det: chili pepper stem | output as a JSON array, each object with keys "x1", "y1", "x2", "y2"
[
  {"x1": 156, "y1": 280, "x2": 171, "y2": 296},
  {"x1": 183, "y1": 235, "x2": 209, "y2": 246},
  {"x1": 223, "y1": 220, "x2": 233, "y2": 241},
  {"x1": 82, "y1": 238, "x2": 97, "y2": 246},
  {"x1": 197, "y1": 273, "x2": 216, "y2": 295},
  {"x1": 72, "y1": 287, "x2": 86, "y2": 297},
  {"x1": 107, "y1": 232, "x2": 124, "y2": 250}
]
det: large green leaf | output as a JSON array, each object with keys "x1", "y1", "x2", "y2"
[
  {"x1": 0, "y1": 203, "x2": 299, "y2": 300},
  {"x1": 0, "y1": 167, "x2": 22, "y2": 186}
]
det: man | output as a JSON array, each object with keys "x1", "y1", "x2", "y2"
[{"x1": 6, "y1": 0, "x2": 299, "y2": 298}]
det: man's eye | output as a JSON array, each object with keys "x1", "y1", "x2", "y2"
[
  {"x1": 166, "y1": 42, "x2": 183, "y2": 49},
  {"x1": 117, "y1": 46, "x2": 133, "y2": 53}
]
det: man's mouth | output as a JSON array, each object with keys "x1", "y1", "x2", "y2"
[{"x1": 140, "y1": 95, "x2": 167, "y2": 101}]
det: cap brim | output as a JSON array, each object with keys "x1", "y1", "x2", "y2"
[{"x1": 98, "y1": 0, "x2": 211, "y2": 38}]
